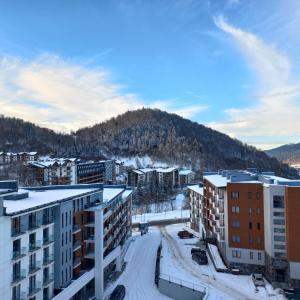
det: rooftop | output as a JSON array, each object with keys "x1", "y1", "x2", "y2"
[
  {"x1": 187, "y1": 185, "x2": 203, "y2": 194},
  {"x1": 103, "y1": 187, "x2": 124, "y2": 203},
  {"x1": 3, "y1": 187, "x2": 100, "y2": 215}
]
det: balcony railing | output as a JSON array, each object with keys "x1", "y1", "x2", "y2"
[
  {"x1": 11, "y1": 269, "x2": 26, "y2": 285},
  {"x1": 43, "y1": 235, "x2": 54, "y2": 246},
  {"x1": 11, "y1": 226, "x2": 26, "y2": 237},
  {"x1": 43, "y1": 254, "x2": 54, "y2": 266},
  {"x1": 73, "y1": 257, "x2": 81, "y2": 268},
  {"x1": 28, "y1": 261, "x2": 41, "y2": 274},
  {"x1": 29, "y1": 240, "x2": 42, "y2": 252},
  {"x1": 28, "y1": 282, "x2": 41, "y2": 297},
  {"x1": 43, "y1": 274, "x2": 54, "y2": 286},
  {"x1": 12, "y1": 247, "x2": 27, "y2": 260},
  {"x1": 73, "y1": 240, "x2": 81, "y2": 251},
  {"x1": 28, "y1": 221, "x2": 41, "y2": 231},
  {"x1": 42, "y1": 216, "x2": 54, "y2": 226}
]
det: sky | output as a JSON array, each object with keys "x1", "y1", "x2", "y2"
[{"x1": 0, "y1": 0, "x2": 300, "y2": 150}]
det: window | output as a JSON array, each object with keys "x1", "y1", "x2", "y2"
[
  {"x1": 69, "y1": 212, "x2": 72, "y2": 225},
  {"x1": 248, "y1": 208, "x2": 252, "y2": 215},
  {"x1": 273, "y1": 212, "x2": 284, "y2": 217},
  {"x1": 275, "y1": 252, "x2": 286, "y2": 258},
  {"x1": 232, "y1": 220, "x2": 240, "y2": 228},
  {"x1": 232, "y1": 206, "x2": 240, "y2": 213},
  {"x1": 231, "y1": 192, "x2": 239, "y2": 199},
  {"x1": 274, "y1": 235, "x2": 285, "y2": 242},
  {"x1": 232, "y1": 235, "x2": 240, "y2": 243},
  {"x1": 249, "y1": 252, "x2": 253, "y2": 259},
  {"x1": 232, "y1": 250, "x2": 241, "y2": 258},
  {"x1": 274, "y1": 219, "x2": 285, "y2": 225},
  {"x1": 62, "y1": 252, "x2": 64, "y2": 265},
  {"x1": 256, "y1": 192, "x2": 261, "y2": 200},
  {"x1": 62, "y1": 233, "x2": 64, "y2": 247},
  {"x1": 249, "y1": 222, "x2": 252, "y2": 229},
  {"x1": 248, "y1": 192, "x2": 252, "y2": 200},
  {"x1": 61, "y1": 271, "x2": 64, "y2": 285},
  {"x1": 61, "y1": 213, "x2": 64, "y2": 226},
  {"x1": 69, "y1": 230, "x2": 71, "y2": 242},
  {"x1": 257, "y1": 208, "x2": 261, "y2": 215},
  {"x1": 274, "y1": 244, "x2": 286, "y2": 250},
  {"x1": 274, "y1": 228, "x2": 285, "y2": 233},
  {"x1": 69, "y1": 248, "x2": 71, "y2": 260},
  {"x1": 257, "y1": 222, "x2": 261, "y2": 230},
  {"x1": 66, "y1": 250, "x2": 68, "y2": 263},
  {"x1": 258, "y1": 252, "x2": 262, "y2": 260},
  {"x1": 257, "y1": 235, "x2": 261, "y2": 244},
  {"x1": 273, "y1": 195, "x2": 284, "y2": 208},
  {"x1": 65, "y1": 212, "x2": 68, "y2": 227}
]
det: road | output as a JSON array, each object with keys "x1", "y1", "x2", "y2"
[{"x1": 104, "y1": 228, "x2": 171, "y2": 300}]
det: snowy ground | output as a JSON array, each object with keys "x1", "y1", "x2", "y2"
[
  {"x1": 132, "y1": 209, "x2": 189, "y2": 224},
  {"x1": 104, "y1": 224, "x2": 284, "y2": 300},
  {"x1": 160, "y1": 224, "x2": 285, "y2": 300},
  {"x1": 104, "y1": 228, "x2": 171, "y2": 300}
]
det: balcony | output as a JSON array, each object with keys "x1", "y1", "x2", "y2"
[
  {"x1": 72, "y1": 224, "x2": 81, "y2": 234},
  {"x1": 29, "y1": 240, "x2": 42, "y2": 252},
  {"x1": 11, "y1": 269, "x2": 26, "y2": 285},
  {"x1": 84, "y1": 220, "x2": 95, "y2": 227},
  {"x1": 73, "y1": 257, "x2": 81, "y2": 269},
  {"x1": 43, "y1": 235, "x2": 54, "y2": 246},
  {"x1": 12, "y1": 247, "x2": 27, "y2": 261},
  {"x1": 73, "y1": 240, "x2": 81, "y2": 252},
  {"x1": 42, "y1": 216, "x2": 54, "y2": 226},
  {"x1": 84, "y1": 235, "x2": 95, "y2": 243},
  {"x1": 28, "y1": 261, "x2": 41, "y2": 274},
  {"x1": 84, "y1": 251, "x2": 95, "y2": 259},
  {"x1": 43, "y1": 274, "x2": 54, "y2": 286},
  {"x1": 28, "y1": 221, "x2": 41, "y2": 232},
  {"x1": 104, "y1": 209, "x2": 112, "y2": 221},
  {"x1": 28, "y1": 282, "x2": 41, "y2": 297},
  {"x1": 11, "y1": 226, "x2": 26, "y2": 237},
  {"x1": 43, "y1": 254, "x2": 54, "y2": 266}
]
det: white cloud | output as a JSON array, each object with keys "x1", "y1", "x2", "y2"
[
  {"x1": 0, "y1": 54, "x2": 206, "y2": 132},
  {"x1": 211, "y1": 15, "x2": 300, "y2": 149}
]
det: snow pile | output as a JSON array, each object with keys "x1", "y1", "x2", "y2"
[{"x1": 207, "y1": 243, "x2": 227, "y2": 270}]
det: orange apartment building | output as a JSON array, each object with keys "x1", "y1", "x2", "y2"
[{"x1": 190, "y1": 170, "x2": 300, "y2": 288}]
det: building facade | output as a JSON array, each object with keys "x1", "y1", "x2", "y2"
[
  {"x1": 0, "y1": 181, "x2": 132, "y2": 300},
  {"x1": 189, "y1": 170, "x2": 300, "y2": 288}
]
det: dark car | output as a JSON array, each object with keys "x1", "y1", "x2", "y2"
[
  {"x1": 110, "y1": 285, "x2": 126, "y2": 300},
  {"x1": 192, "y1": 252, "x2": 208, "y2": 265},
  {"x1": 177, "y1": 230, "x2": 194, "y2": 239},
  {"x1": 191, "y1": 248, "x2": 206, "y2": 255}
]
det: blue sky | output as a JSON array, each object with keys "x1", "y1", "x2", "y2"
[{"x1": 0, "y1": 0, "x2": 299, "y2": 149}]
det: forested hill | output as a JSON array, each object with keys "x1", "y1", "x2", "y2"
[
  {"x1": 266, "y1": 143, "x2": 300, "y2": 164},
  {"x1": 0, "y1": 110, "x2": 298, "y2": 178}
]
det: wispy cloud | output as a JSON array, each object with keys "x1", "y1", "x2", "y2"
[
  {"x1": 0, "y1": 54, "x2": 207, "y2": 132},
  {"x1": 210, "y1": 15, "x2": 300, "y2": 149}
]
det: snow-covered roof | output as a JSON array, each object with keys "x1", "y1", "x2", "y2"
[
  {"x1": 187, "y1": 185, "x2": 203, "y2": 194},
  {"x1": 179, "y1": 169, "x2": 193, "y2": 175},
  {"x1": 103, "y1": 188, "x2": 124, "y2": 203},
  {"x1": 4, "y1": 188, "x2": 99, "y2": 215},
  {"x1": 204, "y1": 174, "x2": 228, "y2": 188},
  {"x1": 132, "y1": 170, "x2": 145, "y2": 175},
  {"x1": 156, "y1": 167, "x2": 177, "y2": 173},
  {"x1": 139, "y1": 168, "x2": 155, "y2": 173}
]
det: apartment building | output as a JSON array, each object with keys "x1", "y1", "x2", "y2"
[
  {"x1": 179, "y1": 169, "x2": 195, "y2": 186},
  {"x1": 76, "y1": 162, "x2": 105, "y2": 184},
  {"x1": 0, "y1": 152, "x2": 38, "y2": 164},
  {"x1": 0, "y1": 181, "x2": 132, "y2": 300},
  {"x1": 188, "y1": 185, "x2": 204, "y2": 236},
  {"x1": 189, "y1": 170, "x2": 300, "y2": 288}
]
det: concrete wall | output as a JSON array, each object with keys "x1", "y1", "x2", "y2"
[{"x1": 158, "y1": 278, "x2": 205, "y2": 300}]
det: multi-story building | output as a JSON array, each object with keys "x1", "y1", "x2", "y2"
[
  {"x1": 100, "y1": 160, "x2": 116, "y2": 183},
  {"x1": 189, "y1": 170, "x2": 300, "y2": 288},
  {"x1": 0, "y1": 180, "x2": 132, "y2": 300},
  {"x1": 76, "y1": 162, "x2": 105, "y2": 184},
  {"x1": 0, "y1": 152, "x2": 38, "y2": 164},
  {"x1": 179, "y1": 169, "x2": 195, "y2": 186},
  {"x1": 188, "y1": 185, "x2": 204, "y2": 236}
]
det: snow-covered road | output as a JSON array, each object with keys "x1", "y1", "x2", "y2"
[{"x1": 104, "y1": 228, "x2": 171, "y2": 300}]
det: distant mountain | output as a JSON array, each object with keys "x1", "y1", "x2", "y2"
[
  {"x1": 0, "y1": 110, "x2": 298, "y2": 178},
  {"x1": 0, "y1": 115, "x2": 75, "y2": 156},
  {"x1": 75, "y1": 109, "x2": 298, "y2": 178},
  {"x1": 266, "y1": 143, "x2": 300, "y2": 164}
]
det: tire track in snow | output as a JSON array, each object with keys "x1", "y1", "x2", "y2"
[{"x1": 160, "y1": 226, "x2": 257, "y2": 300}]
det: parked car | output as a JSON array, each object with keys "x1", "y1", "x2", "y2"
[
  {"x1": 192, "y1": 252, "x2": 208, "y2": 265},
  {"x1": 177, "y1": 230, "x2": 194, "y2": 239},
  {"x1": 191, "y1": 248, "x2": 206, "y2": 255},
  {"x1": 110, "y1": 285, "x2": 126, "y2": 300},
  {"x1": 251, "y1": 274, "x2": 265, "y2": 286}
]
